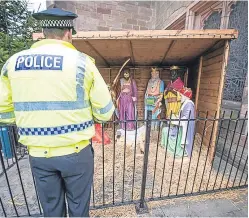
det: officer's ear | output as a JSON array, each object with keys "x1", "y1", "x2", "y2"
[
  {"x1": 68, "y1": 29, "x2": 72, "y2": 43},
  {"x1": 64, "y1": 28, "x2": 72, "y2": 43}
]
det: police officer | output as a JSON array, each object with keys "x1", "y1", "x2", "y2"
[{"x1": 0, "y1": 6, "x2": 114, "y2": 217}]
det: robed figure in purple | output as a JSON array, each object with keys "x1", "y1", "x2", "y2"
[{"x1": 117, "y1": 69, "x2": 138, "y2": 130}]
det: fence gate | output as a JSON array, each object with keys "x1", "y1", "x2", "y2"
[{"x1": 0, "y1": 110, "x2": 248, "y2": 216}]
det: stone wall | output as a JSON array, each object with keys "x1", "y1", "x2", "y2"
[
  {"x1": 203, "y1": 11, "x2": 221, "y2": 29},
  {"x1": 224, "y1": 1, "x2": 248, "y2": 104},
  {"x1": 155, "y1": 1, "x2": 192, "y2": 29},
  {"x1": 50, "y1": 1, "x2": 156, "y2": 31},
  {"x1": 48, "y1": 1, "x2": 194, "y2": 31}
]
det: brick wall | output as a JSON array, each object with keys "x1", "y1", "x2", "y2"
[
  {"x1": 155, "y1": 1, "x2": 192, "y2": 29},
  {"x1": 50, "y1": 1, "x2": 156, "y2": 31}
]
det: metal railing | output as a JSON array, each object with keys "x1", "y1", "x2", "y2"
[
  {"x1": 0, "y1": 110, "x2": 247, "y2": 216},
  {"x1": 0, "y1": 127, "x2": 26, "y2": 177}
]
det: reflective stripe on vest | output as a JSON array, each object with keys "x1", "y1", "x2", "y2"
[{"x1": 18, "y1": 120, "x2": 94, "y2": 136}]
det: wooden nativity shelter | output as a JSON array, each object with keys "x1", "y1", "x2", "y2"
[{"x1": 33, "y1": 29, "x2": 238, "y2": 159}]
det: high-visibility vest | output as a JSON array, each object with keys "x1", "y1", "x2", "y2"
[{"x1": 0, "y1": 39, "x2": 114, "y2": 157}]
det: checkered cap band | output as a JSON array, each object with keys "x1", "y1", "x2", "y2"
[
  {"x1": 41, "y1": 19, "x2": 74, "y2": 28},
  {"x1": 18, "y1": 120, "x2": 94, "y2": 136}
]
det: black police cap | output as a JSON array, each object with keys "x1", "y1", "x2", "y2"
[{"x1": 32, "y1": 6, "x2": 77, "y2": 34}]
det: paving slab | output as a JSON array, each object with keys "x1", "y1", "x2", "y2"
[{"x1": 148, "y1": 189, "x2": 248, "y2": 217}]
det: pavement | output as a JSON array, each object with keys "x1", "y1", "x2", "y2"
[
  {"x1": 90, "y1": 188, "x2": 248, "y2": 217},
  {"x1": 147, "y1": 188, "x2": 248, "y2": 217},
  {"x1": 0, "y1": 152, "x2": 247, "y2": 217}
]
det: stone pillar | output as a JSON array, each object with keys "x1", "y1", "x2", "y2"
[{"x1": 240, "y1": 74, "x2": 248, "y2": 117}]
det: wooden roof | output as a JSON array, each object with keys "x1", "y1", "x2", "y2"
[{"x1": 33, "y1": 29, "x2": 238, "y2": 67}]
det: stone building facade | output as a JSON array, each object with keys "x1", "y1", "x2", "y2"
[
  {"x1": 155, "y1": 1, "x2": 192, "y2": 29},
  {"x1": 47, "y1": 1, "x2": 156, "y2": 31}
]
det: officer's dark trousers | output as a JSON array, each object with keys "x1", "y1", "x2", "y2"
[{"x1": 29, "y1": 145, "x2": 94, "y2": 217}]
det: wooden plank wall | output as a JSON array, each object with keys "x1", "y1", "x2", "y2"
[
  {"x1": 99, "y1": 68, "x2": 171, "y2": 119},
  {"x1": 187, "y1": 60, "x2": 199, "y2": 105},
  {"x1": 196, "y1": 41, "x2": 226, "y2": 152}
]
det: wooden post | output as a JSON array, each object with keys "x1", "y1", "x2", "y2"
[
  {"x1": 109, "y1": 68, "x2": 111, "y2": 84},
  {"x1": 195, "y1": 56, "x2": 203, "y2": 110},
  {"x1": 109, "y1": 68, "x2": 113, "y2": 128},
  {"x1": 209, "y1": 40, "x2": 230, "y2": 161},
  {"x1": 184, "y1": 67, "x2": 189, "y2": 87}
]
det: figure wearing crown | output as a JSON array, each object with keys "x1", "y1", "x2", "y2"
[
  {"x1": 144, "y1": 68, "x2": 164, "y2": 130},
  {"x1": 164, "y1": 66, "x2": 185, "y2": 119}
]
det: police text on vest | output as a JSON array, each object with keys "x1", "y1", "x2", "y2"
[{"x1": 15, "y1": 55, "x2": 63, "y2": 71}]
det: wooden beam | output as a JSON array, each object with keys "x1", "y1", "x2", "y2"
[
  {"x1": 33, "y1": 29, "x2": 238, "y2": 40},
  {"x1": 128, "y1": 40, "x2": 135, "y2": 66},
  {"x1": 74, "y1": 30, "x2": 238, "y2": 39},
  {"x1": 195, "y1": 56, "x2": 203, "y2": 110},
  {"x1": 109, "y1": 68, "x2": 111, "y2": 84},
  {"x1": 209, "y1": 40, "x2": 230, "y2": 161},
  {"x1": 184, "y1": 67, "x2": 189, "y2": 86},
  {"x1": 160, "y1": 40, "x2": 175, "y2": 66},
  {"x1": 202, "y1": 40, "x2": 225, "y2": 57},
  {"x1": 133, "y1": 68, "x2": 136, "y2": 80},
  {"x1": 97, "y1": 65, "x2": 188, "y2": 69},
  {"x1": 85, "y1": 41, "x2": 110, "y2": 67}
]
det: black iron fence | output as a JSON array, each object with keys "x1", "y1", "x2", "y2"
[
  {"x1": 0, "y1": 110, "x2": 248, "y2": 216},
  {"x1": 0, "y1": 127, "x2": 26, "y2": 177}
]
